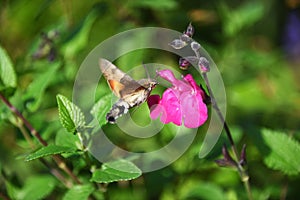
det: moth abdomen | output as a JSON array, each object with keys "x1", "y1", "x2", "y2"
[{"x1": 106, "y1": 100, "x2": 130, "y2": 124}]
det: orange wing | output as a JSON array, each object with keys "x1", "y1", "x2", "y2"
[
  {"x1": 99, "y1": 58, "x2": 142, "y2": 98},
  {"x1": 107, "y1": 80, "x2": 125, "y2": 98}
]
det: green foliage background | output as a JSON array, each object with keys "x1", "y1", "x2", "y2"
[{"x1": 1, "y1": 0, "x2": 300, "y2": 199}]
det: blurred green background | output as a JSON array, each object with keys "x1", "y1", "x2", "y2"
[{"x1": 1, "y1": 0, "x2": 300, "y2": 199}]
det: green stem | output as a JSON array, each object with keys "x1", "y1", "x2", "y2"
[
  {"x1": 0, "y1": 93, "x2": 81, "y2": 185},
  {"x1": 16, "y1": 119, "x2": 72, "y2": 186},
  {"x1": 202, "y1": 73, "x2": 253, "y2": 200}
]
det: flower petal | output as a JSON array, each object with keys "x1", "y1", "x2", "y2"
[
  {"x1": 184, "y1": 74, "x2": 206, "y2": 99},
  {"x1": 157, "y1": 70, "x2": 177, "y2": 83},
  {"x1": 160, "y1": 89, "x2": 182, "y2": 125},
  {"x1": 181, "y1": 92, "x2": 207, "y2": 128},
  {"x1": 150, "y1": 70, "x2": 208, "y2": 128}
]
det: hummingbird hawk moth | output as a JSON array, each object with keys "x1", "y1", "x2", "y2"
[{"x1": 99, "y1": 58, "x2": 157, "y2": 124}]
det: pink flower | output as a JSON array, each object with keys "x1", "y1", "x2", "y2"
[{"x1": 147, "y1": 69, "x2": 208, "y2": 128}]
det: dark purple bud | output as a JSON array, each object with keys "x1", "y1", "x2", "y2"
[
  {"x1": 222, "y1": 145, "x2": 235, "y2": 164},
  {"x1": 184, "y1": 23, "x2": 194, "y2": 38},
  {"x1": 179, "y1": 57, "x2": 190, "y2": 70},
  {"x1": 198, "y1": 57, "x2": 210, "y2": 73},
  {"x1": 48, "y1": 48, "x2": 56, "y2": 62},
  {"x1": 239, "y1": 144, "x2": 247, "y2": 166},
  {"x1": 215, "y1": 145, "x2": 236, "y2": 167},
  {"x1": 32, "y1": 30, "x2": 58, "y2": 61}
]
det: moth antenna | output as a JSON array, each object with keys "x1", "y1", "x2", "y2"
[
  {"x1": 142, "y1": 62, "x2": 151, "y2": 80},
  {"x1": 154, "y1": 72, "x2": 159, "y2": 79},
  {"x1": 154, "y1": 66, "x2": 162, "y2": 79}
]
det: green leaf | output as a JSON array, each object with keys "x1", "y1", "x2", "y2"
[
  {"x1": 260, "y1": 129, "x2": 300, "y2": 175},
  {"x1": 5, "y1": 180, "x2": 19, "y2": 200},
  {"x1": 17, "y1": 175, "x2": 56, "y2": 200},
  {"x1": 63, "y1": 184, "x2": 94, "y2": 200},
  {"x1": 128, "y1": 0, "x2": 178, "y2": 10},
  {"x1": 61, "y1": 10, "x2": 98, "y2": 58},
  {"x1": 181, "y1": 183, "x2": 225, "y2": 200},
  {"x1": 57, "y1": 94, "x2": 86, "y2": 134},
  {"x1": 55, "y1": 129, "x2": 81, "y2": 149},
  {"x1": 0, "y1": 45, "x2": 17, "y2": 95},
  {"x1": 25, "y1": 144, "x2": 76, "y2": 161},
  {"x1": 220, "y1": 1, "x2": 264, "y2": 37},
  {"x1": 90, "y1": 160, "x2": 142, "y2": 183},
  {"x1": 23, "y1": 61, "x2": 60, "y2": 111},
  {"x1": 90, "y1": 93, "x2": 112, "y2": 126}
]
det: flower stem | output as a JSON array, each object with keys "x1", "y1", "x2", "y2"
[
  {"x1": 16, "y1": 119, "x2": 72, "y2": 187},
  {"x1": 202, "y1": 73, "x2": 253, "y2": 200},
  {"x1": 0, "y1": 93, "x2": 81, "y2": 185}
]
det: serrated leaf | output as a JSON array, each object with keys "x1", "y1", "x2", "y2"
[
  {"x1": 57, "y1": 94, "x2": 86, "y2": 134},
  {"x1": 17, "y1": 175, "x2": 56, "y2": 200},
  {"x1": 260, "y1": 129, "x2": 300, "y2": 175},
  {"x1": 90, "y1": 93, "x2": 112, "y2": 126},
  {"x1": 0, "y1": 45, "x2": 17, "y2": 96},
  {"x1": 63, "y1": 184, "x2": 94, "y2": 200},
  {"x1": 23, "y1": 61, "x2": 60, "y2": 111},
  {"x1": 25, "y1": 144, "x2": 76, "y2": 161},
  {"x1": 90, "y1": 160, "x2": 142, "y2": 183}
]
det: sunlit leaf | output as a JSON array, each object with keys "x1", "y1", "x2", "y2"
[
  {"x1": 17, "y1": 175, "x2": 57, "y2": 200},
  {"x1": 55, "y1": 129, "x2": 81, "y2": 149},
  {"x1": 63, "y1": 184, "x2": 94, "y2": 200},
  {"x1": 261, "y1": 129, "x2": 300, "y2": 175},
  {"x1": 90, "y1": 93, "x2": 112, "y2": 126},
  {"x1": 128, "y1": 0, "x2": 178, "y2": 10},
  {"x1": 0, "y1": 45, "x2": 17, "y2": 96},
  {"x1": 25, "y1": 144, "x2": 76, "y2": 161},
  {"x1": 90, "y1": 160, "x2": 142, "y2": 183},
  {"x1": 57, "y1": 94, "x2": 86, "y2": 134}
]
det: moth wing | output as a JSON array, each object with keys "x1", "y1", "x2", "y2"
[{"x1": 99, "y1": 58, "x2": 143, "y2": 98}]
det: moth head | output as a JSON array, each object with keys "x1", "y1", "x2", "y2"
[{"x1": 138, "y1": 78, "x2": 158, "y2": 90}]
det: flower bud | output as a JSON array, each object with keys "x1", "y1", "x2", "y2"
[
  {"x1": 215, "y1": 145, "x2": 236, "y2": 167},
  {"x1": 198, "y1": 57, "x2": 210, "y2": 73},
  {"x1": 184, "y1": 23, "x2": 194, "y2": 38},
  {"x1": 179, "y1": 57, "x2": 190, "y2": 70},
  {"x1": 191, "y1": 41, "x2": 201, "y2": 52}
]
